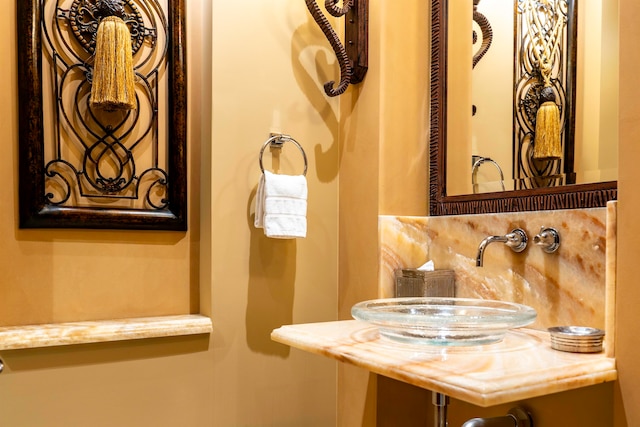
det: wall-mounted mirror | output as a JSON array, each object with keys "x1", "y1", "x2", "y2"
[{"x1": 429, "y1": 0, "x2": 617, "y2": 215}]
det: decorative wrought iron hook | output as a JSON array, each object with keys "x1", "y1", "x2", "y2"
[
  {"x1": 472, "y1": 0, "x2": 493, "y2": 68},
  {"x1": 304, "y1": 0, "x2": 368, "y2": 97}
]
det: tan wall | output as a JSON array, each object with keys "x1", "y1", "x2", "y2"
[
  {"x1": 615, "y1": 0, "x2": 640, "y2": 424},
  {"x1": 447, "y1": 0, "x2": 473, "y2": 196},
  {"x1": 207, "y1": 0, "x2": 339, "y2": 425},
  {"x1": 337, "y1": 0, "x2": 429, "y2": 425},
  {"x1": 0, "y1": 1, "x2": 337, "y2": 426},
  {"x1": 576, "y1": 0, "x2": 620, "y2": 183}
]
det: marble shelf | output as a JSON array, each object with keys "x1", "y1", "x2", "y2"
[
  {"x1": 0, "y1": 315, "x2": 212, "y2": 350},
  {"x1": 271, "y1": 320, "x2": 617, "y2": 407}
]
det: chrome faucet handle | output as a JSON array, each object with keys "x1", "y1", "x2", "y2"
[
  {"x1": 533, "y1": 226, "x2": 560, "y2": 253},
  {"x1": 505, "y1": 228, "x2": 528, "y2": 253}
]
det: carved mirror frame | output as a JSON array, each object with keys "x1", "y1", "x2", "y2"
[
  {"x1": 429, "y1": 0, "x2": 617, "y2": 216},
  {"x1": 17, "y1": 0, "x2": 187, "y2": 230}
]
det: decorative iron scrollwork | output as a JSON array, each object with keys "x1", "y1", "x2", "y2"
[
  {"x1": 472, "y1": 0, "x2": 494, "y2": 116},
  {"x1": 17, "y1": 0, "x2": 187, "y2": 230},
  {"x1": 472, "y1": 0, "x2": 493, "y2": 69},
  {"x1": 304, "y1": 0, "x2": 368, "y2": 97},
  {"x1": 513, "y1": 0, "x2": 576, "y2": 188},
  {"x1": 67, "y1": 0, "x2": 147, "y2": 54}
]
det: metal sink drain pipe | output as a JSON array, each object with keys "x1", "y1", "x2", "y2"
[
  {"x1": 432, "y1": 392, "x2": 533, "y2": 427},
  {"x1": 433, "y1": 392, "x2": 449, "y2": 427}
]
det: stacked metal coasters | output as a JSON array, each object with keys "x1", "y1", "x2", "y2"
[{"x1": 548, "y1": 326, "x2": 605, "y2": 353}]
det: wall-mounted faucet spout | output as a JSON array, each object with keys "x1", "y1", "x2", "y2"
[{"x1": 476, "y1": 228, "x2": 528, "y2": 267}]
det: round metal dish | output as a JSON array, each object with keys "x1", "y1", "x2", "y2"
[{"x1": 548, "y1": 326, "x2": 605, "y2": 353}]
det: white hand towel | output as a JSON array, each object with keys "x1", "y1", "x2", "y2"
[{"x1": 255, "y1": 170, "x2": 307, "y2": 239}]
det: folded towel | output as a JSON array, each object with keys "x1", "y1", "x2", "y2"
[{"x1": 255, "y1": 170, "x2": 307, "y2": 239}]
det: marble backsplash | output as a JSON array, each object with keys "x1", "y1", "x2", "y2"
[{"x1": 378, "y1": 202, "x2": 617, "y2": 340}]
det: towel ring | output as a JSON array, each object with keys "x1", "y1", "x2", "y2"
[{"x1": 259, "y1": 134, "x2": 308, "y2": 176}]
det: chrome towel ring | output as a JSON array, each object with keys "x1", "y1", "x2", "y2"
[{"x1": 259, "y1": 134, "x2": 308, "y2": 176}]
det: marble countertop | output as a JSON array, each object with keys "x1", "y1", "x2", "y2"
[
  {"x1": 0, "y1": 315, "x2": 212, "y2": 350},
  {"x1": 271, "y1": 320, "x2": 617, "y2": 407}
]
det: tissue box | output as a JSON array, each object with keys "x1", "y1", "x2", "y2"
[{"x1": 394, "y1": 269, "x2": 455, "y2": 298}]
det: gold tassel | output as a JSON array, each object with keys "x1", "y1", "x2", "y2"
[
  {"x1": 90, "y1": 16, "x2": 136, "y2": 111},
  {"x1": 533, "y1": 86, "x2": 562, "y2": 160}
]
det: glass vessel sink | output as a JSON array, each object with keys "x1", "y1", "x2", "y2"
[{"x1": 351, "y1": 297, "x2": 537, "y2": 346}]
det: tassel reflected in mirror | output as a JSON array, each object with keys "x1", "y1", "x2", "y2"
[
  {"x1": 533, "y1": 86, "x2": 562, "y2": 160},
  {"x1": 523, "y1": 0, "x2": 565, "y2": 160},
  {"x1": 90, "y1": 15, "x2": 136, "y2": 111}
]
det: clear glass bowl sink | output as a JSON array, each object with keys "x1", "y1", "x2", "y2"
[{"x1": 351, "y1": 297, "x2": 537, "y2": 346}]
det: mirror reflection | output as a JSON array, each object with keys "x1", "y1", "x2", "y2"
[{"x1": 446, "y1": 0, "x2": 618, "y2": 196}]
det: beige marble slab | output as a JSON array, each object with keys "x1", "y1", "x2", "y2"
[
  {"x1": 604, "y1": 201, "x2": 617, "y2": 357},
  {"x1": 0, "y1": 315, "x2": 213, "y2": 350},
  {"x1": 379, "y1": 206, "x2": 615, "y2": 335},
  {"x1": 272, "y1": 320, "x2": 616, "y2": 407}
]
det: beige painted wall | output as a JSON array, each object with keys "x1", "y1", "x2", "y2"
[
  {"x1": 615, "y1": 0, "x2": 640, "y2": 424},
  {"x1": 447, "y1": 0, "x2": 473, "y2": 196},
  {"x1": 1, "y1": 1, "x2": 338, "y2": 426},
  {"x1": 337, "y1": 0, "x2": 429, "y2": 425},
  {"x1": 207, "y1": 0, "x2": 339, "y2": 425}
]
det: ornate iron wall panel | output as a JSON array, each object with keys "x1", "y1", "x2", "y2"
[
  {"x1": 17, "y1": 0, "x2": 187, "y2": 230},
  {"x1": 513, "y1": 0, "x2": 577, "y2": 189}
]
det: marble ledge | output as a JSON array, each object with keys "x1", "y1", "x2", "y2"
[
  {"x1": 0, "y1": 315, "x2": 213, "y2": 351},
  {"x1": 271, "y1": 320, "x2": 617, "y2": 407}
]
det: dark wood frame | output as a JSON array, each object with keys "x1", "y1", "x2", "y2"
[
  {"x1": 429, "y1": 0, "x2": 617, "y2": 216},
  {"x1": 17, "y1": 0, "x2": 188, "y2": 230}
]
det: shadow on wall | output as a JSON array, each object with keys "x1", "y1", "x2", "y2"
[
  {"x1": 291, "y1": 14, "x2": 341, "y2": 184},
  {"x1": 246, "y1": 187, "x2": 295, "y2": 358},
  {"x1": 9, "y1": 229, "x2": 193, "y2": 326},
  {"x1": 0, "y1": 334, "x2": 210, "y2": 372}
]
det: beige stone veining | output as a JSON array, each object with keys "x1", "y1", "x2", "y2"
[
  {"x1": 0, "y1": 315, "x2": 213, "y2": 350},
  {"x1": 272, "y1": 320, "x2": 617, "y2": 407},
  {"x1": 272, "y1": 204, "x2": 617, "y2": 407},
  {"x1": 604, "y1": 201, "x2": 617, "y2": 357},
  {"x1": 379, "y1": 204, "x2": 617, "y2": 334}
]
